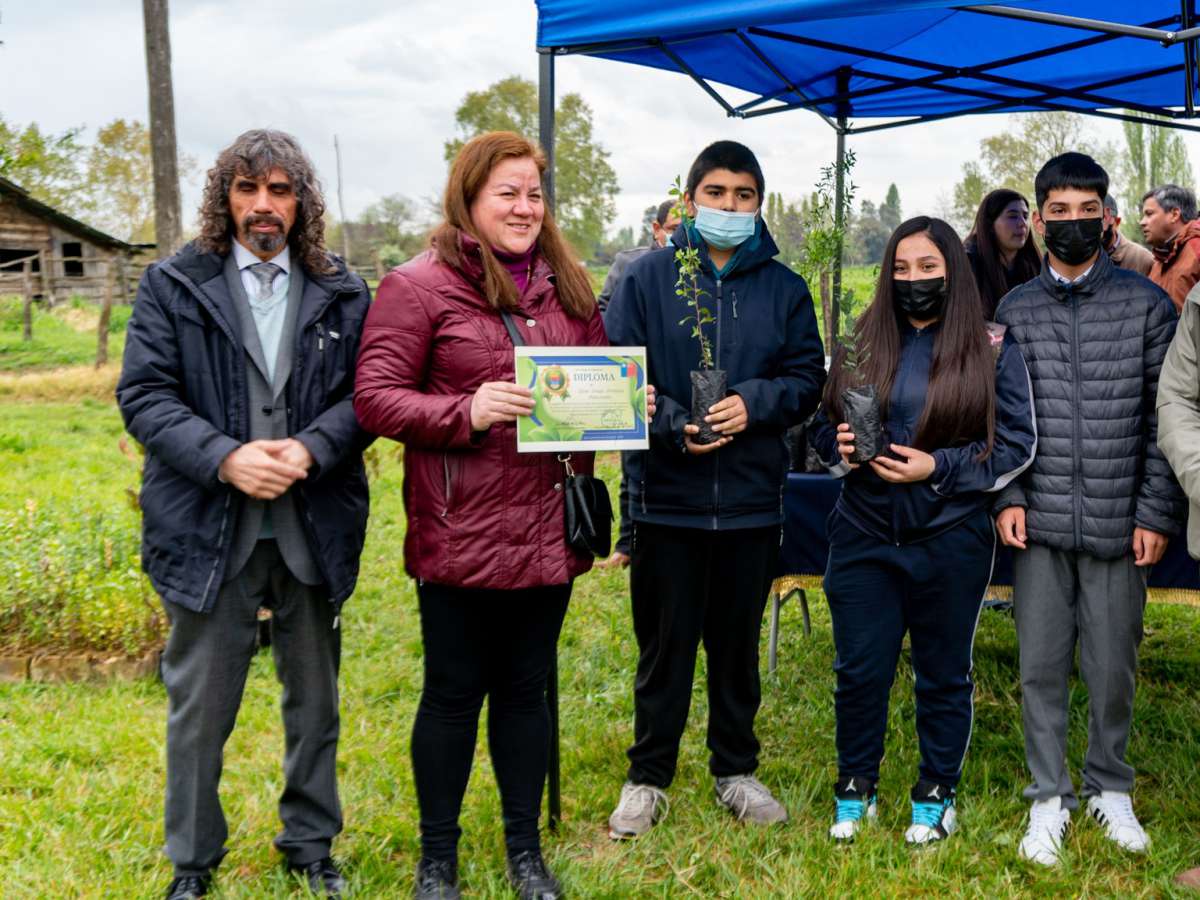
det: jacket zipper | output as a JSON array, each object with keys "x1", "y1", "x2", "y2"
[
  {"x1": 442, "y1": 454, "x2": 452, "y2": 517},
  {"x1": 712, "y1": 278, "x2": 723, "y2": 530},
  {"x1": 1070, "y1": 292, "x2": 1083, "y2": 548},
  {"x1": 888, "y1": 329, "x2": 924, "y2": 545}
]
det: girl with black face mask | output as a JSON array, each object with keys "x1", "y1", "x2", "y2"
[{"x1": 807, "y1": 217, "x2": 1038, "y2": 848}]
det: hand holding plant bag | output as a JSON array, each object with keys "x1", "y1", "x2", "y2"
[{"x1": 838, "y1": 336, "x2": 884, "y2": 464}]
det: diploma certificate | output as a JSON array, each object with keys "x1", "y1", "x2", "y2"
[{"x1": 515, "y1": 346, "x2": 650, "y2": 452}]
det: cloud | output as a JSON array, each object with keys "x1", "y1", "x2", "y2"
[{"x1": 0, "y1": 0, "x2": 1179, "y2": 243}]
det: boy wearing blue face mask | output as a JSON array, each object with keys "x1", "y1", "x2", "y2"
[
  {"x1": 994, "y1": 152, "x2": 1183, "y2": 866},
  {"x1": 603, "y1": 141, "x2": 826, "y2": 838}
]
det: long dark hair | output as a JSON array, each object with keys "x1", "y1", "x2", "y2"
[
  {"x1": 964, "y1": 188, "x2": 1041, "y2": 318},
  {"x1": 430, "y1": 131, "x2": 595, "y2": 319},
  {"x1": 824, "y1": 216, "x2": 996, "y2": 458},
  {"x1": 196, "y1": 129, "x2": 335, "y2": 276}
]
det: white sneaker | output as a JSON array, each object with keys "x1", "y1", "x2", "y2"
[
  {"x1": 1087, "y1": 791, "x2": 1150, "y2": 852},
  {"x1": 608, "y1": 782, "x2": 668, "y2": 840},
  {"x1": 1018, "y1": 796, "x2": 1070, "y2": 866},
  {"x1": 714, "y1": 774, "x2": 789, "y2": 825}
]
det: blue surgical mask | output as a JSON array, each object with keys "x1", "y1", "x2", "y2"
[{"x1": 693, "y1": 205, "x2": 757, "y2": 250}]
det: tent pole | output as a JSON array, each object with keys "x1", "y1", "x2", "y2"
[
  {"x1": 539, "y1": 51, "x2": 557, "y2": 211},
  {"x1": 832, "y1": 67, "x2": 849, "y2": 345},
  {"x1": 832, "y1": 122, "x2": 845, "y2": 345},
  {"x1": 537, "y1": 48, "x2": 562, "y2": 836}
]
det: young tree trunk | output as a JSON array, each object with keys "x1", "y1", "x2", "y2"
[
  {"x1": 96, "y1": 261, "x2": 114, "y2": 369},
  {"x1": 143, "y1": 0, "x2": 183, "y2": 257},
  {"x1": 819, "y1": 269, "x2": 833, "y2": 341}
]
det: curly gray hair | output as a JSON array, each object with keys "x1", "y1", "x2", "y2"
[{"x1": 195, "y1": 129, "x2": 335, "y2": 274}]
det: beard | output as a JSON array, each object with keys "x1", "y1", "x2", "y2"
[{"x1": 240, "y1": 213, "x2": 288, "y2": 255}]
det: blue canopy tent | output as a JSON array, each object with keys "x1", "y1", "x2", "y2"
[
  {"x1": 532, "y1": 0, "x2": 1200, "y2": 831},
  {"x1": 535, "y1": 0, "x2": 1200, "y2": 340}
]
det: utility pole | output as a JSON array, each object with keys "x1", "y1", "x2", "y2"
[
  {"x1": 334, "y1": 135, "x2": 351, "y2": 263},
  {"x1": 142, "y1": 0, "x2": 183, "y2": 257}
]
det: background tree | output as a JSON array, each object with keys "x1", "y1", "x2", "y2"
[
  {"x1": 0, "y1": 116, "x2": 85, "y2": 211},
  {"x1": 847, "y1": 199, "x2": 890, "y2": 265},
  {"x1": 1120, "y1": 114, "x2": 1195, "y2": 240},
  {"x1": 80, "y1": 119, "x2": 156, "y2": 243},
  {"x1": 764, "y1": 191, "x2": 805, "y2": 271},
  {"x1": 879, "y1": 183, "x2": 902, "y2": 231},
  {"x1": 950, "y1": 112, "x2": 1117, "y2": 232},
  {"x1": 950, "y1": 161, "x2": 988, "y2": 234},
  {"x1": 635, "y1": 203, "x2": 659, "y2": 247},
  {"x1": 445, "y1": 75, "x2": 619, "y2": 258}
]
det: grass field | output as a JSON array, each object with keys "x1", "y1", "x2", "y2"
[
  {"x1": 2, "y1": 393, "x2": 1200, "y2": 897},
  {"x1": 0, "y1": 297, "x2": 131, "y2": 373}
]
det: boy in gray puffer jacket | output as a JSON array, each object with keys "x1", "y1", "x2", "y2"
[{"x1": 994, "y1": 153, "x2": 1183, "y2": 867}]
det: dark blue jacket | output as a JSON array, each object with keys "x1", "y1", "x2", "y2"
[
  {"x1": 605, "y1": 221, "x2": 826, "y2": 530},
  {"x1": 809, "y1": 321, "x2": 1037, "y2": 545},
  {"x1": 116, "y1": 243, "x2": 372, "y2": 613}
]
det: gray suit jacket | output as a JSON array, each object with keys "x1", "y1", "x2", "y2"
[{"x1": 222, "y1": 254, "x2": 322, "y2": 585}]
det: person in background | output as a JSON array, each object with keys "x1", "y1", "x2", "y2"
[
  {"x1": 599, "y1": 198, "x2": 683, "y2": 569},
  {"x1": 963, "y1": 188, "x2": 1042, "y2": 318},
  {"x1": 995, "y1": 152, "x2": 1182, "y2": 867},
  {"x1": 117, "y1": 129, "x2": 372, "y2": 900},
  {"x1": 809, "y1": 217, "x2": 1036, "y2": 846},
  {"x1": 604, "y1": 140, "x2": 825, "y2": 839},
  {"x1": 1142, "y1": 183, "x2": 1200, "y2": 312},
  {"x1": 597, "y1": 199, "x2": 682, "y2": 314},
  {"x1": 1102, "y1": 194, "x2": 1153, "y2": 276},
  {"x1": 1155, "y1": 262, "x2": 1200, "y2": 893},
  {"x1": 353, "y1": 131, "x2": 653, "y2": 900}
]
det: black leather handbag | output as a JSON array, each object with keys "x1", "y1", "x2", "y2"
[{"x1": 500, "y1": 311, "x2": 613, "y2": 558}]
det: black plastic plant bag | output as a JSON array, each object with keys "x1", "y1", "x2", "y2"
[
  {"x1": 690, "y1": 369, "x2": 727, "y2": 445},
  {"x1": 841, "y1": 384, "x2": 883, "y2": 463}
]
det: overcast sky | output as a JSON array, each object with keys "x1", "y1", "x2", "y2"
[{"x1": 2, "y1": 0, "x2": 1195, "y2": 240}]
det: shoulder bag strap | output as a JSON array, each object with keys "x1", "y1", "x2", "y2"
[{"x1": 500, "y1": 310, "x2": 525, "y2": 347}]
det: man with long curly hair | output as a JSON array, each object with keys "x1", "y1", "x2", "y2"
[{"x1": 117, "y1": 129, "x2": 372, "y2": 900}]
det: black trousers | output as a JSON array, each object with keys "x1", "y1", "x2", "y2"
[
  {"x1": 615, "y1": 452, "x2": 632, "y2": 555},
  {"x1": 823, "y1": 511, "x2": 994, "y2": 787},
  {"x1": 626, "y1": 522, "x2": 780, "y2": 788},
  {"x1": 412, "y1": 581, "x2": 570, "y2": 863}
]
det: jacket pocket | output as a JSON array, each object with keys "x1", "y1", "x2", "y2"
[{"x1": 441, "y1": 453, "x2": 453, "y2": 517}]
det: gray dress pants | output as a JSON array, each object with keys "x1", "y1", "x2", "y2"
[
  {"x1": 161, "y1": 540, "x2": 342, "y2": 876},
  {"x1": 1012, "y1": 543, "x2": 1147, "y2": 809}
]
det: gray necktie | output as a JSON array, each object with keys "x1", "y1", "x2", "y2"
[{"x1": 249, "y1": 262, "x2": 282, "y2": 301}]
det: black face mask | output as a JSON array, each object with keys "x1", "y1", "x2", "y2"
[
  {"x1": 1043, "y1": 217, "x2": 1103, "y2": 266},
  {"x1": 893, "y1": 276, "x2": 946, "y2": 319},
  {"x1": 1102, "y1": 224, "x2": 1115, "y2": 248}
]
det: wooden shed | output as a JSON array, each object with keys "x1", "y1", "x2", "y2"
[{"x1": 0, "y1": 175, "x2": 153, "y2": 303}]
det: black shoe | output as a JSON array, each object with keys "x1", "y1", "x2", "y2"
[
  {"x1": 414, "y1": 857, "x2": 460, "y2": 899},
  {"x1": 290, "y1": 856, "x2": 347, "y2": 897},
  {"x1": 164, "y1": 874, "x2": 210, "y2": 900},
  {"x1": 506, "y1": 850, "x2": 563, "y2": 900}
]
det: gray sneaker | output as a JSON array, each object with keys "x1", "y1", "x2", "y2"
[
  {"x1": 715, "y1": 774, "x2": 789, "y2": 824},
  {"x1": 608, "y1": 781, "x2": 668, "y2": 839}
]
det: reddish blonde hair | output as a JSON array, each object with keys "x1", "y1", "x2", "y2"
[{"x1": 431, "y1": 131, "x2": 595, "y2": 318}]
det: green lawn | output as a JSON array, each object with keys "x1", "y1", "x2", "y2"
[
  {"x1": 2, "y1": 398, "x2": 1200, "y2": 896},
  {"x1": 0, "y1": 297, "x2": 129, "y2": 372}
]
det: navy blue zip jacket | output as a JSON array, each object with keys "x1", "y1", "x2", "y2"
[
  {"x1": 116, "y1": 243, "x2": 372, "y2": 613},
  {"x1": 605, "y1": 220, "x2": 826, "y2": 530},
  {"x1": 809, "y1": 321, "x2": 1037, "y2": 545}
]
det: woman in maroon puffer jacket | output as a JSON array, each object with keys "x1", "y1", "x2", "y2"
[{"x1": 354, "y1": 131, "x2": 607, "y2": 900}]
